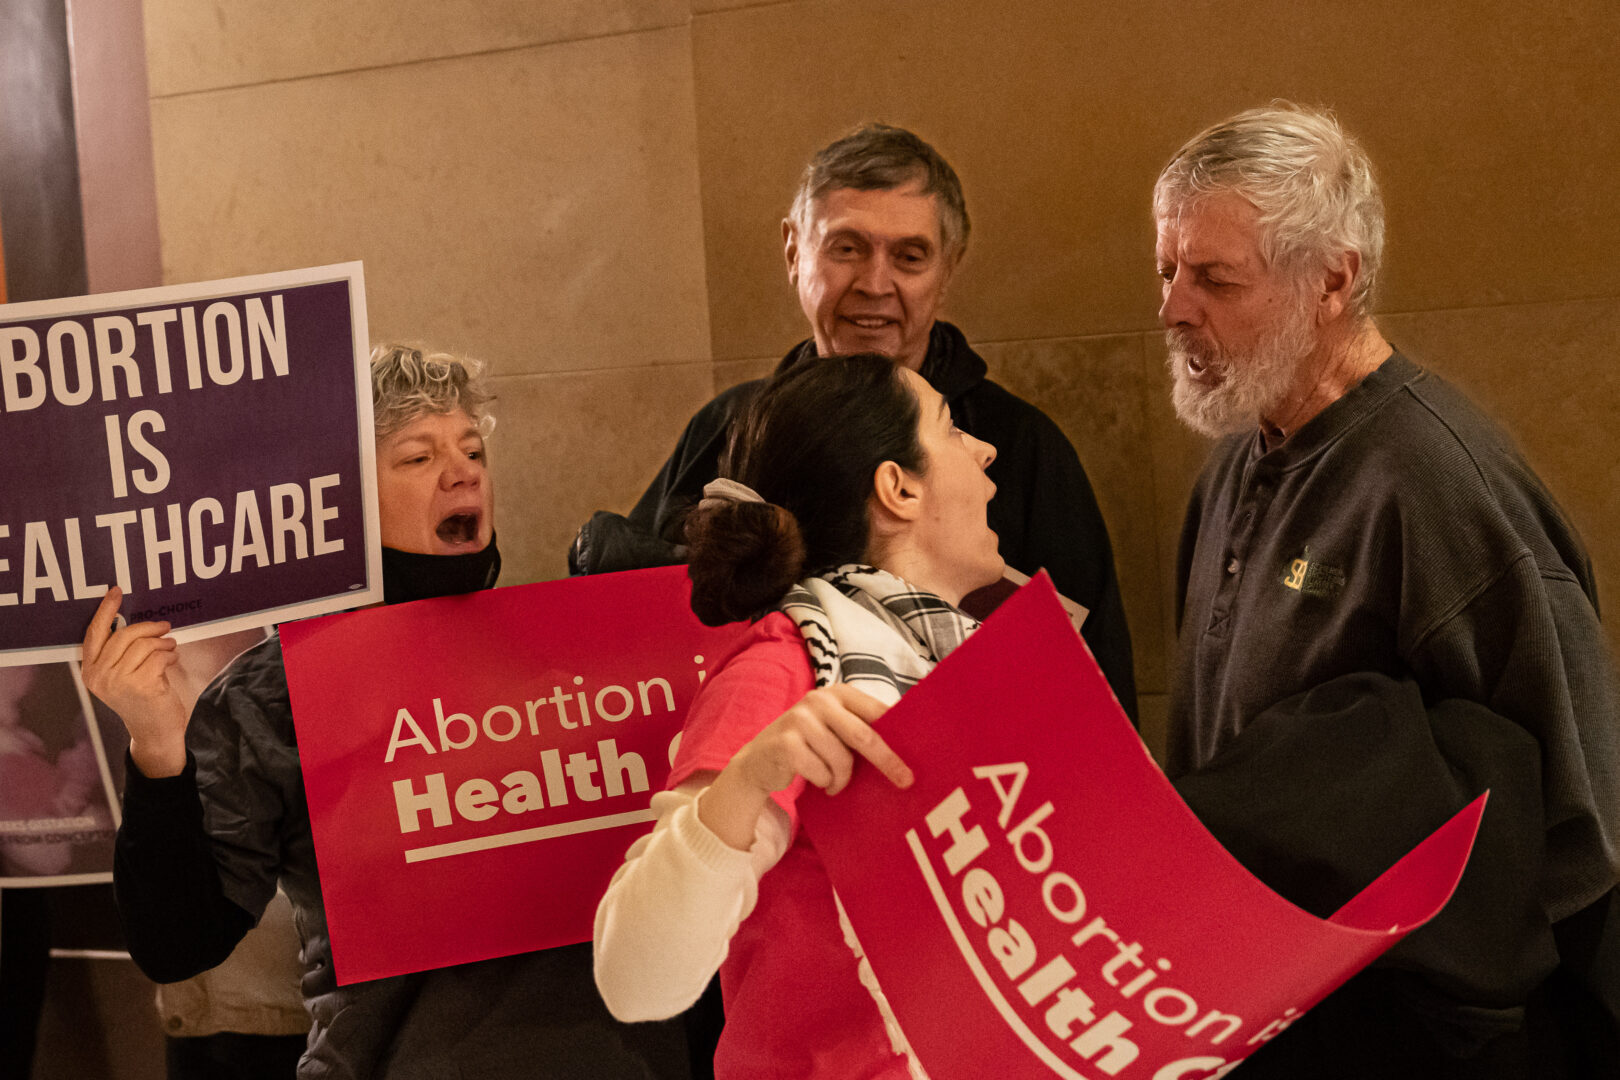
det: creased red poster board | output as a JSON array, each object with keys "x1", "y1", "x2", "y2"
[
  {"x1": 281, "y1": 566, "x2": 747, "y2": 984},
  {"x1": 798, "y1": 575, "x2": 1483, "y2": 1079}
]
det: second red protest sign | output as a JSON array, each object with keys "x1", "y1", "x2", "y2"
[{"x1": 282, "y1": 566, "x2": 747, "y2": 984}]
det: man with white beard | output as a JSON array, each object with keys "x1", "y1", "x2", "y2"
[{"x1": 1155, "y1": 104, "x2": 1618, "y2": 1077}]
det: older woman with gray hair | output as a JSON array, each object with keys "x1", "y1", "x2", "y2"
[{"x1": 83, "y1": 344, "x2": 689, "y2": 1079}]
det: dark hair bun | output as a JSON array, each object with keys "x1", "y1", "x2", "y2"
[{"x1": 685, "y1": 500, "x2": 806, "y2": 626}]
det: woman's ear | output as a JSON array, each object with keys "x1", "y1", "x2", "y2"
[{"x1": 870, "y1": 460, "x2": 922, "y2": 524}]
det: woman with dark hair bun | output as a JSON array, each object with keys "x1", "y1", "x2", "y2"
[{"x1": 595, "y1": 354, "x2": 1003, "y2": 1079}]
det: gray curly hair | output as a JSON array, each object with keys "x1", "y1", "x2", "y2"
[
  {"x1": 1154, "y1": 102, "x2": 1385, "y2": 315},
  {"x1": 370, "y1": 343, "x2": 494, "y2": 441}
]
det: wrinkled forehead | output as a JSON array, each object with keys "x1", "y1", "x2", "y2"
[
  {"x1": 1155, "y1": 191, "x2": 1268, "y2": 260},
  {"x1": 808, "y1": 180, "x2": 944, "y2": 240},
  {"x1": 378, "y1": 407, "x2": 481, "y2": 448}
]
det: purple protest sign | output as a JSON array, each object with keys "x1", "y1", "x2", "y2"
[{"x1": 0, "y1": 263, "x2": 379, "y2": 665}]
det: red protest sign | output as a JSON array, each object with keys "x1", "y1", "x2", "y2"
[
  {"x1": 281, "y1": 566, "x2": 747, "y2": 984},
  {"x1": 797, "y1": 574, "x2": 1482, "y2": 1080}
]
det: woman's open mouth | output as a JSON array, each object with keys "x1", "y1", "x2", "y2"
[{"x1": 436, "y1": 511, "x2": 481, "y2": 547}]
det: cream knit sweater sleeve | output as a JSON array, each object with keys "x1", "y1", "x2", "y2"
[{"x1": 593, "y1": 778, "x2": 792, "y2": 1022}]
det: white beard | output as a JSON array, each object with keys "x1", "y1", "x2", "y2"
[{"x1": 1166, "y1": 303, "x2": 1316, "y2": 438}]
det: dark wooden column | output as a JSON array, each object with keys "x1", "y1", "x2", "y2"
[{"x1": 0, "y1": 0, "x2": 88, "y2": 303}]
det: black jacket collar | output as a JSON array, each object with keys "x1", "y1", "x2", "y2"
[{"x1": 776, "y1": 321, "x2": 987, "y2": 405}]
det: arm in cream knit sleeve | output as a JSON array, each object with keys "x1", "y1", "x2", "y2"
[
  {"x1": 594, "y1": 665, "x2": 907, "y2": 1023},
  {"x1": 592, "y1": 776, "x2": 791, "y2": 1022}
]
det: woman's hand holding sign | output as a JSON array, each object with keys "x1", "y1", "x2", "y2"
[
  {"x1": 699, "y1": 683, "x2": 913, "y2": 852},
  {"x1": 81, "y1": 586, "x2": 190, "y2": 779}
]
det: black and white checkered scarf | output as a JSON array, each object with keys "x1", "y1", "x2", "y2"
[
  {"x1": 776, "y1": 564, "x2": 977, "y2": 1078},
  {"x1": 778, "y1": 564, "x2": 980, "y2": 704}
]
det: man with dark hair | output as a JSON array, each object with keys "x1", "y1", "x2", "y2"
[
  {"x1": 1157, "y1": 103, "x2": 1619, "y2": 1077},
  {"x1": 573, "y1": 123, "x2": 1136, "y2": 718}
]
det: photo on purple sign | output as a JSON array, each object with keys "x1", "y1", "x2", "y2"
[{"x1": 0, "y1": 663, "x2": 117, "y2": 884}]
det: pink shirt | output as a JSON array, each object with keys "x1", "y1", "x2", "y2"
[{"x1": 669, "y1": 613, "x2": 911, "y2": 1079}]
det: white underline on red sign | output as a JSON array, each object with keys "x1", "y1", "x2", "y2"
[
  {"x1": 905, "y1": 828, "x2": 1094, "y2": 1080},
  {"x1": 404, "y1": 809, "x2": 657, "y2": 863}
]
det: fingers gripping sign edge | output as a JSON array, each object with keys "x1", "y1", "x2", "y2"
[
  {"x1": 78, "y1": 585, "x2": 191, "y2": 779},
  {"x1": 81, "y1": 585, "x2": 125, "y2": 665},
  {"x1": 819, "y1": 684, "x2": 914, "y2": 793}
]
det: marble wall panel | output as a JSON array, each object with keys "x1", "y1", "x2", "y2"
[
  {"x1": 489, "y1": 363, "x2": 715, "y2": 586},
  {"x1": 144, "y1": 0, "x2": 688, "y2": 96},
  {"x1": 691, "y1": 0, "x2": 1620, "y2": 359},
  {"x1": 975, "y1": 333, "x2": 1165, "y2": 693},
  {"x1": 149, "y1": 26, "x2": 711, "y2": 376},
  {"x1": 1380, "y1": 298, "x2": 1620, "y2": 642},
  {"x1": 693, "y1": 0, "x2": 795, "y2": 12}
]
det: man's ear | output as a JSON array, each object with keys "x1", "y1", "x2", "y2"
[
  {"x1": 870, "y1": 460, "x2": 922, "y2": 524},
  {"x1": 1315, "y1": 249, "x2": 1361, "y2": 324},
  {"x1": 783, "y1": 218, "x2": 801, "y2": 288}
]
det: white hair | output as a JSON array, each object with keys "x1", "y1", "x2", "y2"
[
  {"x1": 370, "y1": 343, "x2": 495, "y2": 441},
  {"x1": 1154, "y1": 102, "x2": 1385, "y2": 315}
]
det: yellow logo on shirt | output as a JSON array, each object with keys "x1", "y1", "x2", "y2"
[
  {"x1": 1280, "y1": 548, "x2": 1343, "y2": 599},
  {"x1": 1284, "y1": 558, "x2": 1308, "y2": 590}
]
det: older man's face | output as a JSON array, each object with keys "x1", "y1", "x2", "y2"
[
  {"x1": 1156, "y1": 192, "x2": 1316, "y2": 437},
  {"x1": 784, "y1": 181, "x2": 955, "y2": 372},
  {"x1": 376, "y1": 409, "x2": 495, "y2": 555}
]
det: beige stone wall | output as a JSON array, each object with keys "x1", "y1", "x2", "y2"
[
  {"x1": 144, "y1": 0, "x2": 1620, "y2": 759},
  {"x1": 143, "y1": 2, "x2": 718, "y2": 588}
]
